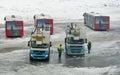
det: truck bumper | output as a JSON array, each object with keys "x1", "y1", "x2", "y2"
[
  {"x1": 66, "y1": 46, "x2": 85, "y2": 56},
  {"x1": 30, "y1": 54, "x2": 49, "y2": 59},
  {"x1": 66, "y1": 52, "x2": 85, "y2": 56},
  {"x1": 30, "y1": 50, "x2": 49, "y2": 60}
]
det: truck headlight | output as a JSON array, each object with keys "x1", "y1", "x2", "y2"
[
  {"x1": 30, "y1": 54, "x2": 33, "y2": 57},
  {"x1": 45, "y1": 55, "x2": 48, "y2": 57}
]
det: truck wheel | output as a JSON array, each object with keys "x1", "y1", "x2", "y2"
[
  {"x1": 29, "y1": 54, "x2": 33, "y2": 61},
  {"x1": 65, "y1": 48, "x2": 68, "y2": 55},
  {"x1": 65, "y1": 53, "x2": 70, "y2": 58},
  {"x1": 81, "y1": 54, "x2": 85, "y2": 57},
  {"x1": 65, "y1": 46, "x2": 67, "y2": 51},
  {"x1": 65, "y1": 38, "x2": 66, "y2": 43},
  {"x1": 46, "y1": 56, "x2": 49, "y2": 61},
  {"x1": 46, "y1": 48, "x2": 50, "y2": 61}
]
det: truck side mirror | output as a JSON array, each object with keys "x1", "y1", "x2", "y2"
[
  {"x1": 85, "y1": 38, "x2": 87, "y2": 43},
  {"x1": 28, "y1": 41, "x2": 30, "y2": 46},
  {"x1": 50, "y1": 42, "x2": 52, "y2": 47}
]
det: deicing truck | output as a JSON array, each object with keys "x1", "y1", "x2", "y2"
[
  {"x1": 65, "y1": 23, "x2": 87, "y2": 56},
  {"x1": 28, "y1": 19, "x2": 51, "y2": 61}
]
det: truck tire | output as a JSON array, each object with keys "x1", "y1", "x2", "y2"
[
  {"x1": 46, "y1": 49, "x2": 50, "y2": 61},
  {"x1": 29, "y1": 54, "x2": 33, "y2": 61},
  {"x1": 46, "y1": 55, "x2": 50, "y2": 61},
  {"x1": 81, "y1": 54, "x2": 85, "y2": 57},
  {"x1": 65, "y1": 38, "x2": 66, "y2": 43},
  {"x1": 65, "y1": 38, "x2": 67, "y2": 54}
]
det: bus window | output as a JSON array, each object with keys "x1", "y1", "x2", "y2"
[
  {"x1": 37, "y1": 20, "x2": 45, "y2": 28},
  {"x1": 7, "y1": 22, "x2": 15, "y2": 30},
  {"x1": 96, "y1": 17, "x2": 109, "y2": 25},
  {"x1": 7, "y1": 22, "x2": 22, "y2": 30}
]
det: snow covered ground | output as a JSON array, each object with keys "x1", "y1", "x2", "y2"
[
  {"x1": 0, "y1": 51, "x2": 120, "y2": 75},
  {"x1": 0, "y1": 22, "x2": 120, "y2": 75},
  {"x1": 0, "y1": 0, "x2": 120, "y2": 75}
]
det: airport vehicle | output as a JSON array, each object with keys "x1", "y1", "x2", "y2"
[
  {"x1": 83, "y1": 12, "x2": 110, "y2": 30},
  {"x1": 34, "y1": 14, "x2": 54, "y2": 34},
  {"x1": 65, "y1": 23, "x2": 87, "y2": 56},
  {"x1": 4, "y1": 15, "x2": 24, "y2": 37},
  {"x1": 28, "y1": 21, "x2": 51, "y2": 60}
]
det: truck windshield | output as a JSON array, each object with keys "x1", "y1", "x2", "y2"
[
  {"x1": 68, "y1": 39, "x2": 84, "y2": 44},
  {"x1": 31, "y1": 41, "x2": 48, "y2": 48}
]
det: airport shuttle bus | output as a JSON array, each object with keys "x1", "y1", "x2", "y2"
[
  {"x1": 4, "y1": 15, "x2": 24, "y2": 37},
  {"x1": 34, "y1": 14, "x2": 54, "y2": 35},
  {"x1": 83, "y1": 12, "x2": 110, "y2": 30}
]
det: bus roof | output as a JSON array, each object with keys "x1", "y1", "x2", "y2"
[
  {"x1": 85, "y1": 12, "x2": 109, "y2": 17},
  {"x1": 34, "y1": 14, "x2": 52, "y2": 19},
  {"x1": 4, "y1": 15, "x2": 23, "y2": 21}
]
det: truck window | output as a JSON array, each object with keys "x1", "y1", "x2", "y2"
[
  {"x1": 68, "y1": 37, "x2": 84, "y2": 44},
  {"x1": 31, "y1": 41, "x2": 48, "y2": 48}
]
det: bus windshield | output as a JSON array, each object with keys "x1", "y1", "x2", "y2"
[
  {"x1": 96, "y1": 17, "x2": 109, "y2": 25},
  {"x1": 37, "y1": 19, "x2": 52, "y2": 28},
  {"x1": 7, "y1": 21, "x2": 22, "y2": 30},
  {"x1": 37, "y1": 20, "x2": 45, "y2": 28}
]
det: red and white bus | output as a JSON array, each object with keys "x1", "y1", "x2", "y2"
[
  {"x1": 83, "y1": 12, "x2": 110, "y2": 30},
  {"x1": 34, "y1": 14, "x2": 54, "y2": 34},
  {"x1": 4, "y1": 15, "x2": 24, "y2": 37}
]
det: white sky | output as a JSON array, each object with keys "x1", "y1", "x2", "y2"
[{"x1": 0, "y1": 0, "x2": 120, "y2": 24}]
